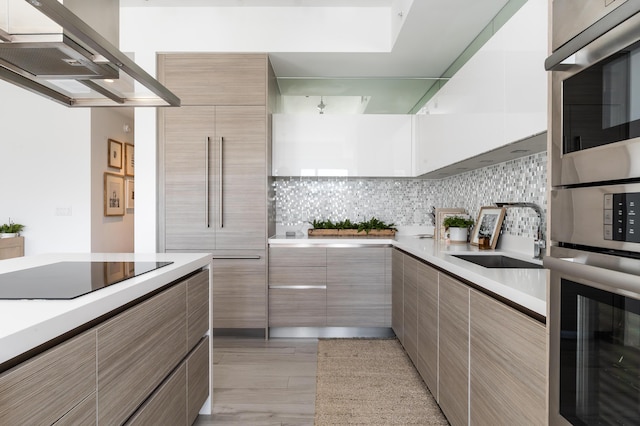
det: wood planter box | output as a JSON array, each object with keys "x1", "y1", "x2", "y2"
[
  {"x1": 0, "y1": 236, "x2": 24, "y2": 260},
  {"x1": 308, "y1": 229, "x2": 396, "y2": 237}
]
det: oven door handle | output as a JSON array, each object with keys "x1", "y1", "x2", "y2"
[
  {"x1": 545, "y1": 1, "x2": 640, "y2": 70},
  {"x1": 544, "y1": 256, "x2": 640, "y2": 296}
]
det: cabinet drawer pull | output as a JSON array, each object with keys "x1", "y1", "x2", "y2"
[
  {"x1": 219, "y1": 136, "x2": 224, "y2": 229},
  {"x1": 212, "y1": 255, "x2": 261, "y2": 260},
  {"x1": 269, "y1": 285, "x2": 327, "y2": 290},
  {"x1": 205, "y1": 136, "x2": 210, "y2": 228}
]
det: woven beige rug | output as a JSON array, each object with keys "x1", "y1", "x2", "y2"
[{"x1": 314, "y1": 339, "x2": 449, "y2": 425}]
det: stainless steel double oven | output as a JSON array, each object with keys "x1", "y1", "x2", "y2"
[{"x1": 546, "y1": 1, "x2": 640, "y2": 424}]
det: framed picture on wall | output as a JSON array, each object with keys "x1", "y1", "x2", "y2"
[
  {"x1": 124, "y1": 143, "x2": 134, "y2": 177},
  {"x1": 126, "y1": 179, "x2": 135, "y2": 209},
  {"x1": 104, "y1": 172, "x2": 125, "y2": 216},
  {"x1": 470, "y1": 206, "x2": 506, "y2": 249},
  {"x1": 108, "y1": 139, "x2": 123, "y2": 169}
]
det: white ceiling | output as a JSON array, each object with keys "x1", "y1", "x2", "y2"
[{"x1": 121, "y1": 0, "x2": 512, "y2": 113}]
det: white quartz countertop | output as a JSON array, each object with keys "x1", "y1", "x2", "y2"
[
  {"x1": 269, "y1": 235, "x2": 546, "y2": 318},
  {"x1": 0, "y1": 252, "x2": 212, "y2": 366}
]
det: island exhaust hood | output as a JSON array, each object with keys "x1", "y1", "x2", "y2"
[{"x1": 0, "y1": 0, "x2": 180, "y2": 107}]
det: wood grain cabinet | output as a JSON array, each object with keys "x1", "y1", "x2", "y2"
[
  {"x1": 438, "y1": 274, "x2": 470, "y2": 426},
  {"x1": 469, "y1": 290, "x2": 546, "y2": 425},
  {"x1": 268, "y1": 246, "x2": 391, "y2": 328},
  {"x1": 159, "y1": 53, "x2": 276, "y2": 330},
  {"x1": 187, "y1": 270, "x2": 210, "y2": 349},
  {"x1": 97, "y1": 282, "x2": 188, "y2": 425},
  {"x1": 0, "y1": 331, "x2": 96, "y2": 425},
  {"x1": 187, "y1": 336, "x2": 210, "y2": 425},
  {"x1": 402, "y1": 255, "x2": 418, "y2": 364},
  {"x1": 326, "y1": 247, "x2": 390, "y2": 327},
  {"x1": 268, "y1": 247, "x2": 327, "y2": 327},
  {"x1": 416, "y1": 261, "x2": 438, "y2": 397},
  {"x1": 0, "y1": 236, "x2": 24, "y2": 260},
  {"x1": 391, "y1": 249, "x2": 404, "y2": 343},
  {"x1": 161, "y1": 105, "x2": 267, "y2": 251},
  {"x1": 0, "y1": 270, "x2": 210, "y2": 426},
  {"x1": 126, "y1": 336, "x2": 210, "y2": 426},
  {"x1": 392, "y1": 248, "x2": 547, "y2": 426},
  {"x1": 53, "y1": 394, "x2": 96, "y2": 425},
  {"x1": 126, "y1": 363, "x2": 187, "y2": 426},
  {"x1": 158, "y1": 53, "x2": 268, "y2": 106},
  {"x1": 212, "y1": 253, "x2": 267, "y2": 328}
]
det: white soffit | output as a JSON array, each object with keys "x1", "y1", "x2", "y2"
[
  {"x1": 121, "y1": 1, "x2": 392, "y2": 6},
  {"x1": 120, "y1": 0, "x2": 511, "y2": 113}
]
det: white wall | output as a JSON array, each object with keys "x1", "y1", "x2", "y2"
[
  {"x1": 0, "y1": 81, "x2": 92, "y2": 255},
  {"x1": 120, "y1": 6, "x2": 390, "y2": 53},
  {"x1": 0, "y1": 84, "x2": 135, "y2": 256},
  {"x1": 0, "y1": 0, "x2": 137, "y2": 256},
  {"x1": 91, "y1": 109, "x2": 135, "y2": 253}
]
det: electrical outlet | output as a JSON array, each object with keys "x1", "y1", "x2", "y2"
[{"x1": 55, "y1": 207, "x2": 72, "y2": 216}]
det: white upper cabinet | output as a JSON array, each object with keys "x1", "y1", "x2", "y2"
[
  {"x1": 272, "y1": 114, "x2": 413, "y2": 177},
  {"x1": 414, "y1": 0, "x2": 548, "y2": 176}
]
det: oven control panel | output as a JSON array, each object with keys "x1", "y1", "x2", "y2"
[{"x1": 604, "y1": 192, "x2": 640, "y2": 242}]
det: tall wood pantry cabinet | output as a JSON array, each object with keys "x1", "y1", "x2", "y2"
[{"x1": 158, "y1": 53, "x2": 277, "y2": 330}]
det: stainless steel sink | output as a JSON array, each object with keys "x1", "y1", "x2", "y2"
[{"x1": 451, "y1": 254, "x2": 544, "y2": 269}]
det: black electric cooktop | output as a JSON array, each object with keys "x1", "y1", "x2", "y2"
[{"x1": 0, "y1": 261, "x2": 173, "y2": 300}]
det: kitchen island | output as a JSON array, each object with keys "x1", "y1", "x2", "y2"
[{"x1": 0, "y1": 252, "x2": 212, "y2": 425}]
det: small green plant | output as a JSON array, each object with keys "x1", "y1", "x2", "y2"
[
  {"x1": 442, "y1": 215, "x2": 474, "y2": 229},
  {"x1": 357, "y1": 217, "x2": 397, "y2": 234},
  {"x1": 311, "y1": 217, "x2": 396, "y2": 234},
  {"x1": 0, "y1": 220, "x2": 25, "y2": 234}
]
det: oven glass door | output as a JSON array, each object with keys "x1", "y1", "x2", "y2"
[
  {"x1": 560, "y1": 278, "x2": 640, "y2": 424},
  {"x1": 563, "y1": 40, "x2": 640, "y2": 154}
]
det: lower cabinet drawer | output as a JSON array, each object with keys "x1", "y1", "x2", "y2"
[
  {"x1": 187, "y1": 337, "x2": 210, "y2": 424},
  {"x1": 126, "y1": 336, "x2": 210, "y2": 426},
  {"x1": 327, "y1": 284, "x2": 388, "y2": 327},
  {"x1": 213, "y1": 255, "x2": 266, "y2": 328},
  {"x1": 125, "y1": 364, "x2": 187, "y2": 426},
  {"x1": 269, "y1": 287, "x2": 327, "y2": 326},
  {"x1": 53, "y1": 393, "x2": 96, "y2": 426},
  {"x1": 0, "y1": 331, "x2": 96, "y2": 425},
  {"x1": 97, "y1": 283, "x2": 187, "y2": 425}
]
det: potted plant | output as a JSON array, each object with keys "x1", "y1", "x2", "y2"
[
  {"x1": 0, "y1": 220, "x2": 25, "y2": 238},
  {"x1": 443, "y1": 215, "x2": 474, "y2": 243}
]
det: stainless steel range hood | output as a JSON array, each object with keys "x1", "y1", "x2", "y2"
[{"x1": 0, "y1": 0, "x2": 180, "y2": 107}]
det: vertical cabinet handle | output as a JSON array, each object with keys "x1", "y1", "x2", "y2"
[
  {"x1": 219, "y1": 136, "x2": 224, "y2": 229},
  {"x1": 205, "y1": 136, "x2": 210, "y2": 228}
]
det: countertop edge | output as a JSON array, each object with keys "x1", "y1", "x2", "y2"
[
  {"x1": 0, "y1": 253, "x2": 213, "y2": 366},
  {"x1": 269, "y1": 236, "x2": 547, "y2": 319}
]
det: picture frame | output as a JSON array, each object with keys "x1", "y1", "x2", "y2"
[
  {"x1": 435, "y1": 208, "x2": 466, "y2": 240},
  {"x1": 108, "y1": 139, "x2": 123, "y2": 169},
  {"x1": 126, "y1": 179, "x2": 135, "y2": 209},
  {"x1": 104, "y1": 172, "x2": 125, "y2": 216},
  {"x1": 470, "y1": 206, "x2": 506, "y2": 249},
  {"x1": 124, "y1": 143, "x2": 134, "y2": 177}
]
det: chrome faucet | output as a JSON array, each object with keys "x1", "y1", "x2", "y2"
[{"x1": 495, "y1": 202, "x2": 546, "y2": 260}]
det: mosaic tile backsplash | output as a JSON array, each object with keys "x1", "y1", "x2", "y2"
[{"x1": 274, "y1": 151, "x2": 547, "y2": 240}]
